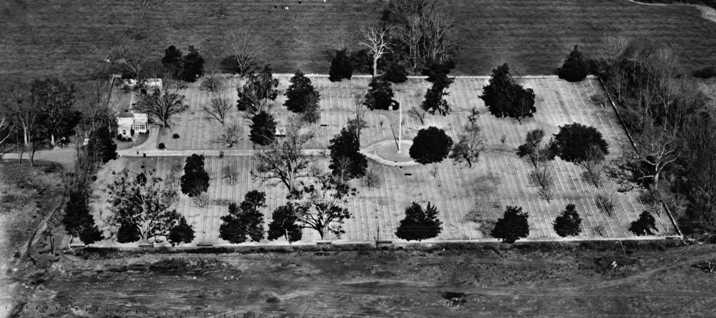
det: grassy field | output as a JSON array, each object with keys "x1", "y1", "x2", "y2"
[
  {"x1": 1, "y1": 0, "x2": 715, "y2": 79},
  {"x1": 12, "y1": 243, "x2": 716, "y2": 317},
  {"x1": 92, "y1": 75, "x2": 678, "y2": 244}
]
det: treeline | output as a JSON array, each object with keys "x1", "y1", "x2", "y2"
[{"x1": 590, "y1": 39, "x2": 716, "y2": 238}]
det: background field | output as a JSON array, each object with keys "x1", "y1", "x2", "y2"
[
  {"x1": 93, "y1": 76, "x2": 678, "y2": 244},
  {"x1": 2, "y1": 0, "x2": 716, "y2": 79}
]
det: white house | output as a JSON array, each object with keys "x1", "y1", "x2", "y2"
[
  {"x1": 144, "y1": 78, "x2": 162, "y2": 91},
  {"x1": 117, "y1": 110, "x2": 148, "y2": 139}
]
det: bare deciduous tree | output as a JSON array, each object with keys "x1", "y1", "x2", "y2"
[
  {"x1": 359, "y1": 26, "x2": 391, "y2": 78},
  {"x1": 227, "y1": 30, "x2": 266, "y2": 76},
  {"x1": 253, "y1": 123, "x2": 313, "y2": 196},
  {"x1": 220, "y1": 123, "x2": 241, "y2": 148},
  {"x1": 203, "y1": 97, "x2": 232, "y2": 126},
  {"x1": 634, "y1": 123, "x2": 680, "y2": 190},
  {"x1": 135, "y1": 88, "x2": 189, "y2": 128}
]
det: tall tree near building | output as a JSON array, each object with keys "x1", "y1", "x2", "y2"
[{"x1": 135, "y1": 88, "x2": 188, "y2": 128}]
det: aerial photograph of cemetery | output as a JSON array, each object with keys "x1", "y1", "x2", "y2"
[{"x1": 1, "y1": 0, "x2": 716, "y2": 316}]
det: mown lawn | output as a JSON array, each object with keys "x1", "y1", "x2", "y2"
[
  {"x1": 1, "y1": 0, "x2": 715, "y2": 79},
  {"x1": 92, "y1": 76, "x2": 679, "y2": 244}
]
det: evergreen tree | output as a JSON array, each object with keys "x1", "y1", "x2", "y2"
[
  {"x1": 421, "y1": 72, "x2": 453, "y2": 115},
  {"x1": 249, "y1": 111, "x2": 277, "y2": 146},
  {"x1": 491, "y1": 206, "x2": 529, "y2": 243},
  {"x1": 382, "y1": 62, "x2": 408, "y2": 83},
  {"x1": 161, "y1": 45, "x2": 183, "y2": 78},
  {"x1": 629, "y1": 211, "x2": 658, "y2": 236},
  {"x1": 180, "y1": 154, "x2": 210, "y2": 197},
  {"x1": 328, "y1": 127, "x2": 367, "y2": 181},
  {"x1": 219, "y1": 190, "x2": 266, "y2": 243},
  {"x1": 409, "y1": 127, "x2": 453, "y2": 164},
  {"x1": 364, "y1": 77, "x2": 398, "y2": 110},
  {"x1": 267, "y1": 203, "x2": 303, "y2": 243},
  {"x1": 284, "y1": 70, "x2": 320, "y2": 113},
  {"x1": 395, "y1": 202, "x2": 442, "y2": 241},
  {"x1": 87, "y1": 125, "x2": 117, "y2": 164},
  {"x1": 329, "y1": 49, "x2": 353, "y2": 82},
  {"x1": 558, "y1": 45, "x2": 589, "y2": 82},
  {"x1": 116, "y1": 222, "x2": 141, "y2": 243},
  {"x1": 181, "y1": 46, "x2": 204, "y2": 82},
  {"x1": 63, "y1": 188, "x2": 103, "y2": 245},
  {"x1": 550, "y1": 123, "x2": 609, "y2": 163},
  {"x1": 480, "y1": 64, "x2": 536, "y2": 121},
  {"x1": 553, "y1": 204, "x2": 582, "y2": 237},
  {"x1": 168, "y1": 216, "x2": 195, "y2": 245}
]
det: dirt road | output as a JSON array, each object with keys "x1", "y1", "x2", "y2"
[{"x1": 11, "y1": 243, "x2": 716, "y2": 317}]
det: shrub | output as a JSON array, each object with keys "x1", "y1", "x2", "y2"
[
  {"x1": 199, "y1": 74, "x2": 223, "y2": 93},
  {"x1": 249, "y1": 111, "x2": 277, "y2": 146},
  {"x1": 172, "y1": 133, "x2": 180, "y2": 139},
  {"x1": 558, "y1": 45, "x2": 589, "y2": 82},
  {"x1": 395, "y1": 202, "x2": 442, "y2": 241},
  {"x1": 364, "y1": 77, "x2": 398, "y2": 110},
  {"x1": 180, "y1": 154, "x2": 210, "y2": 197},
  {"x1": 551, "y1": 123, "x2": 609, "y2": 163},
  {"x1": 116, "y1": 222, "x2": 140, "y2": 243},
  {"x1": 409, "y1": 127, "x2": 454, "y2": 164},
  {"x1": 553, "y1": 204, "x2": 582, "y2": 237},
  {"x1": 329, "y1": 49, "x2": 353, "y2": 82},
  {"x1": 629, "y1": 211, "x2": 657, "y2": 236},
  {"x1": 491, "y1": 206, "x2": 529, "y2": 243},
  {"x1": 349, "y1": 48, "x2": 373, "y2": 74},
  {"x1": 158, "y1": 143, "x2": 166, "y2": 149},
  {"x1": 168, "y1": 216, "x2": 195, "y2": 245},
  {"x1": 480, "y1": 63, "x2": 536, "y2": 121},
  {"x1": 363, "y1": 169, "x2": 382, "y2": 188},
  {"x1": 595, "y1": 193, "x2": 615, "y2": 217}
]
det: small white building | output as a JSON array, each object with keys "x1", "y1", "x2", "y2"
[
  {"x1": 117, "y1": 110, "x2": 148, "y2": 139},
  {"x1": 144, "y1": 78, "x2": 163, "y2": 91}
]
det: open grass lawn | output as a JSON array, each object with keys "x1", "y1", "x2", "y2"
[
  {"x1": 2, "y1": 0, "x2": 715, "y2": 79},
  {"x1": 93, "y1": 76, "x2": 678, "y2": 244}
]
